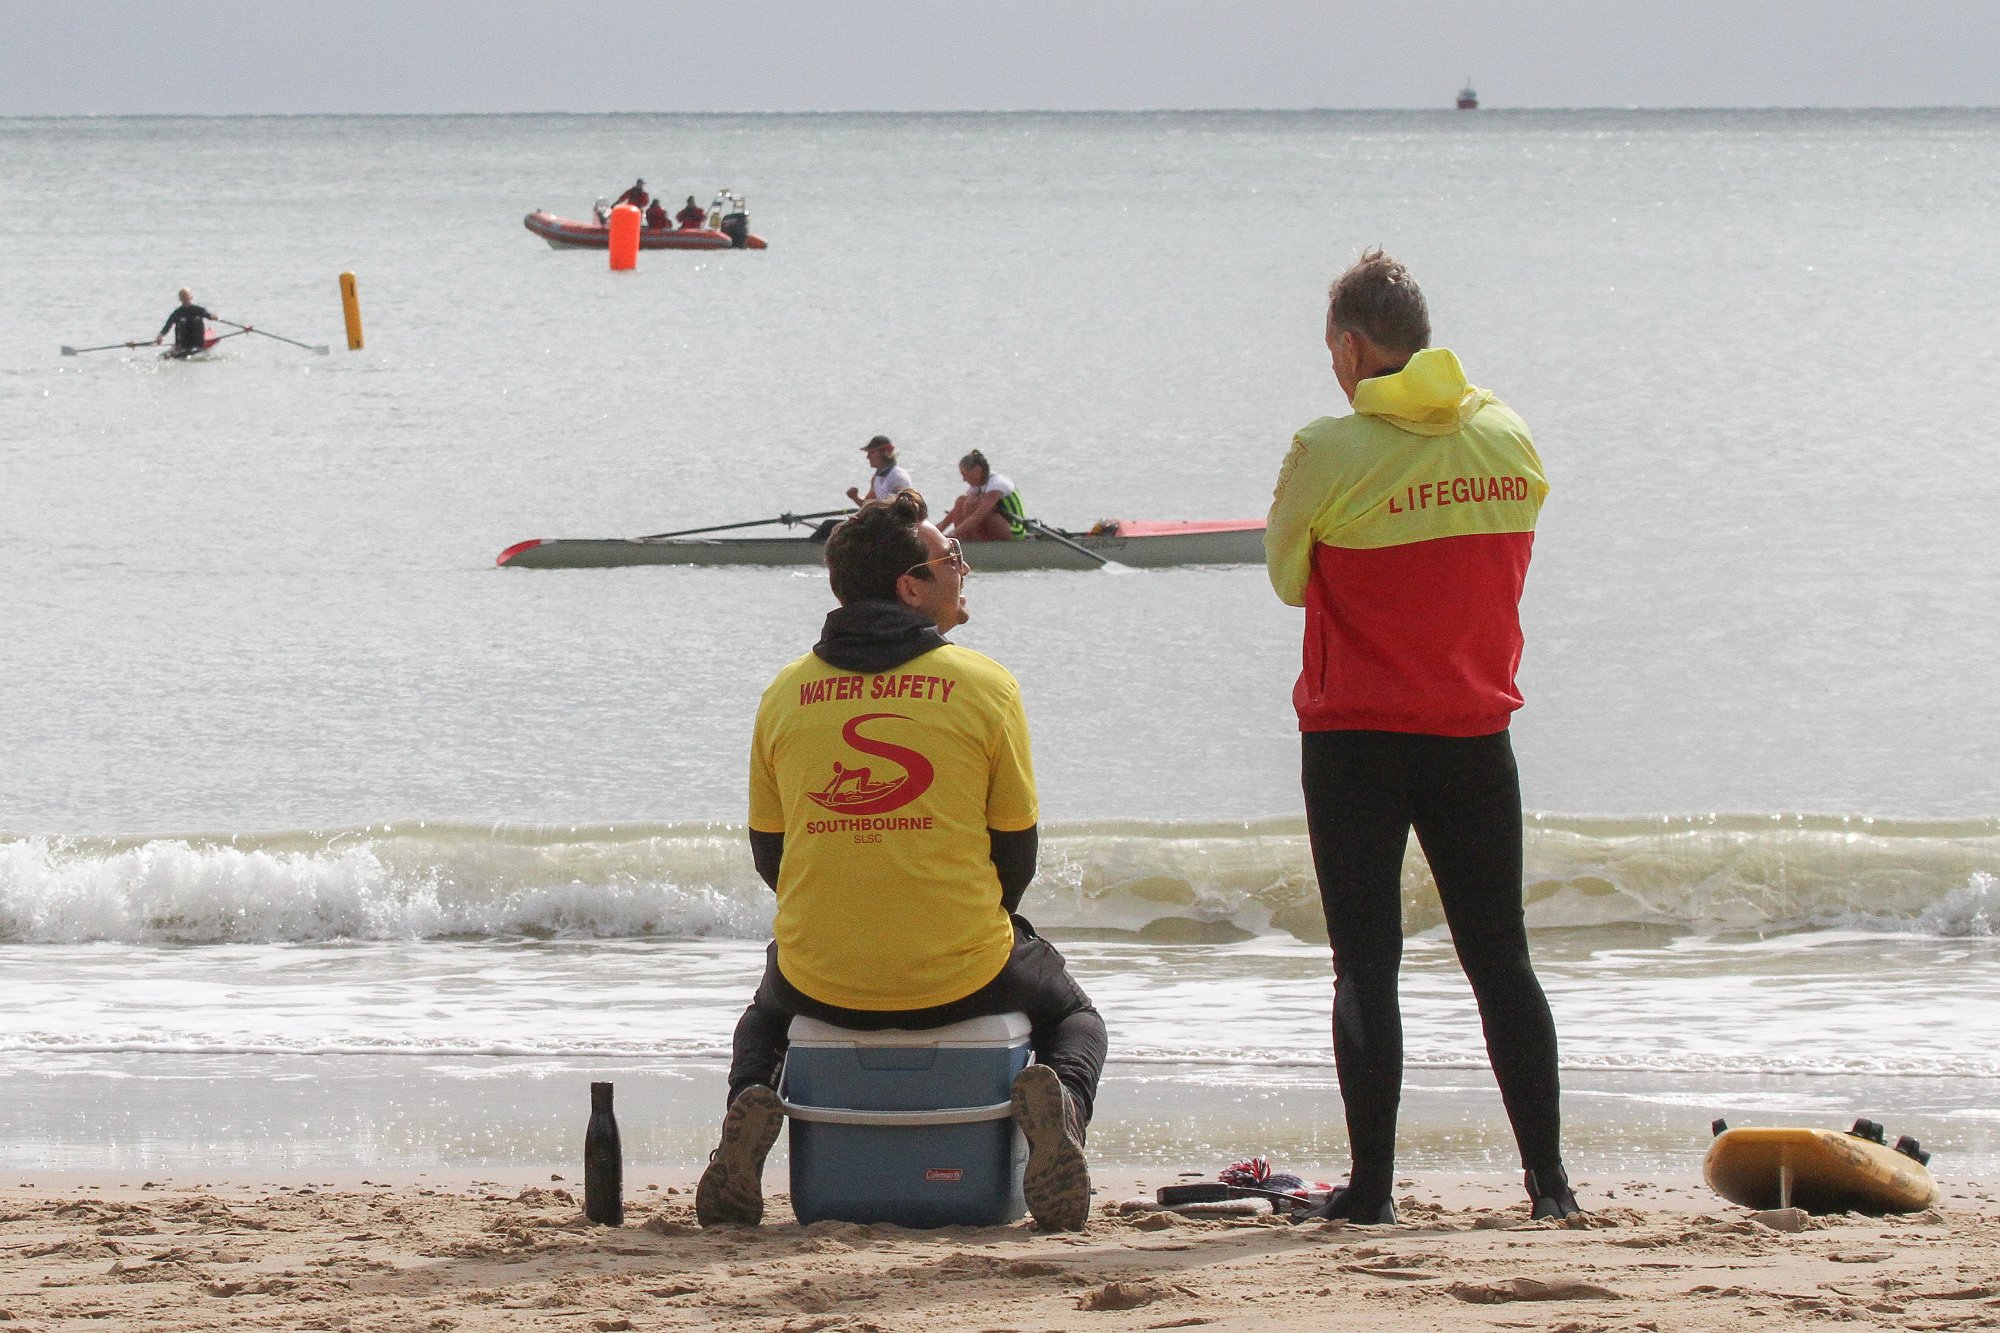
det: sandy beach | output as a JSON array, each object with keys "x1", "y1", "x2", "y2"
[{"x1": 4, "y1": 1173, "x2": 1997, "y2": 1332}]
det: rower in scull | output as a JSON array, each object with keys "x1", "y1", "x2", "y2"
[
  {"x1": 940, "y1": 449, "x2": 1027, "y2": 542},
  {"x1": 847, "y1": 435, "x2": 914, "y2": 507},
  {"x1": 153, "y1": 288, "x2": 243, "y2": 359}
]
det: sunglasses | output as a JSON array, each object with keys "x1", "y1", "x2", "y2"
[{"x1": 905, "y1": 537, "x2": 968, "y2": 578}]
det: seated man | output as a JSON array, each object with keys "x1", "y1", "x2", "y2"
[
  {"x1": 697, "y1": 490, "x2": 1104, "y2": 1231},
  {"x1": 846, "y1": 434, "x2": 912, "y2": 508},
  {"x1": 940, "y1": 449, "x2": 1027, "y2": 542},
  {"x1": 154, "y1": 287, "x2": 221, "y2": 358},
  {"x1": 644, "y1": 198, "x2": 669, "y2": 229},
  {"x1": 676, "y1": 194, "x2": 709, "y2": 229}
]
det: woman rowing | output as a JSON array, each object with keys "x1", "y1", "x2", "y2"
[{"x1": 940, "y1": 450, "x2": 1026, "y2": 542}]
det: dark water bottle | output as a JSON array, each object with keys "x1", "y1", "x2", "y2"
[{"x1": 584, "y1": 1081, "x2": 624, "y2": 1225}]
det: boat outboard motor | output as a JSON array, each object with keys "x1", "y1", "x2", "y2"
[{"x1": 721, "y1": 211, "x2": 750, "y2": 248}]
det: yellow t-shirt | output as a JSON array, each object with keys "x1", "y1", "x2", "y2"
[{"x1": 748, "y1": 643, "x2": 1038, "y2": 1011}]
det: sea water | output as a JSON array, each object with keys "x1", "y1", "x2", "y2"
[{"x1": 2, "y1": 110, "x2": 1998, "y2": 1179}]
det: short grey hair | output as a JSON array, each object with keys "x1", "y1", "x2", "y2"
[{"x1": 1326, "y1": 248, "x2": 1430, "y2": 356}]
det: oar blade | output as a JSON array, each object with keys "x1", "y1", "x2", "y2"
[
  {"x1": 314, "y1": 345, "x2": 330, "y2": 355},
  {"x1": 60, "y1": 345, "x2": 77, "y2": 356}
]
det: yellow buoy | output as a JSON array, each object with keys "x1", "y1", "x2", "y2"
[{"x1": 339, "y1": 271, "x2": 364, "y2": 350}]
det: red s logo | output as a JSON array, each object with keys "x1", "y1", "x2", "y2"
[{"x1": 804, "y1": 713, "x2": 936, "y2": 814}]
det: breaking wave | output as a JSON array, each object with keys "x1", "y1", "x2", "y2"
[{"x1": 1, "y1": 812, "x2": 1996, "y2": 946}]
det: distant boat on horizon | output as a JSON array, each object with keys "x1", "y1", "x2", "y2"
[{"x1": 1457, "y1": 81, "x2": 1478, "y2": 110}]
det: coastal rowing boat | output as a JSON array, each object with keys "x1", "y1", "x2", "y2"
[{"x1": 496, "y1": 519, "x2": 1266, "y2": 571}]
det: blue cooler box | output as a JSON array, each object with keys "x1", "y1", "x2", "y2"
[{"x1": 779, "y1": 1012, "x2": 1031, "y2": 1227}]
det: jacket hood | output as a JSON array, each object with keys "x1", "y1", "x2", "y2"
[
  {"x1": 813, "y1": 599, "x2": 949, "y2": 672},
  {"x1": 1352, "y1": 347, "x2": 1494, "y2": 437}
]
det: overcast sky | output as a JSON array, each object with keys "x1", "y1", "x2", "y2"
[{"x1": 4, "y1": 1, "x2": 1995, "y2": 115}]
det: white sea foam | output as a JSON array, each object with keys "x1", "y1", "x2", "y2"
[
  {"x1": 0, "y1": 827, "x2": 768, "y2": 944},
  {"x1": 1895, "y1": 871, "x2": 1999, "y2": 937},
  {"x1": 2, "y1": 814, "x2": 1996, "y2": 945},
  {"x1": 3, "y1": 930, "x2": 1996, "y2": 1082}
]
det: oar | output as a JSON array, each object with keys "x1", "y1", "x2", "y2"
[
  {"x1": 637, "y1": 508, "x2": 853, "y2": 541},
  {"x1": 61, "y1": 340, "x2": 146, "y2": 356},
  {"x1": 1021, "y1": 516, "x2": 1117, "y2": 568},
  {"x1": 215, "y1": 318, "x2": 329, "y2": 355}
]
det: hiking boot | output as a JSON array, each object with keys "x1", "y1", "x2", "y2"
[
  {"x1": 1011, "y1": 1064, "x2": 1090, "y2": 1231},
  {"x1": 1525, "y1": 1164, "x2": 1583, "y2": 1221},
  {"x1": 1291, "y1": 1185, "x2": 1397, "y2": 1225},
  {"x1": 695, "y1": 1085, "x2": 784, "y2": 1227}
]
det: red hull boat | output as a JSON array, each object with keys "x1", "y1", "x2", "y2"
[{"x1": 524, "y1": 211, "x2": 767, "y2": 251}]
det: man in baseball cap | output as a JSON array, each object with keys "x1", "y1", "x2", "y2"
[{"x1": 846, "y1": 435, "x2": 914, "y2": 507}]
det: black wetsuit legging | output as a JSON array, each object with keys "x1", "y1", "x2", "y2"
[{"x1": 1302, "y1": 728, "x2": 1562, "y2": 1202}]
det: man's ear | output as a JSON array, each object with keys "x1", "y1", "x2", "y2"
[{"x1": 893, "y1": 572, "x2": 922, "y2": 611}]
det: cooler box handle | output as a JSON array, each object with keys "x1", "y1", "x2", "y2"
[{"x1": 776, "y1": 1097, "x2": 1015, "y2": 1127}]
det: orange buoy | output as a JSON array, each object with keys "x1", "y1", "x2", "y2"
[{"x1": 608, "y1": 204, "x2": 640, "y2": 270}]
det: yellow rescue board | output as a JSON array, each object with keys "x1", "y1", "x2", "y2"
[{"x1": 1704, "y1": 1127, "x2": 1938, "y2": 1214}]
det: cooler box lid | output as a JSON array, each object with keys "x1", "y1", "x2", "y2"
[{"x1": 788, "y1": 1012, "x2": 1031, "y2": 1048}]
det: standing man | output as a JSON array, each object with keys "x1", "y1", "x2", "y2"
[
  {"x1": 697, "y1": 490, "x2": 1104, "y2": 1232},
  {"x1": 846, "y1": 434, "x2": 913, "y2": 507},
  {"x1": 1266, "y1": 249, "x2": 1577, "y2": 1224},
  {"x1": 154, "y1": 288, "x2": 228, "y2": 358},
  {"x1": 613, "y1": 178, "x2": 649, "y2": 210}
]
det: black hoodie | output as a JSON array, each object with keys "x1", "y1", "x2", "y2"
[{"x1": 812, "y1": 599, "x2": 947, "y2": 673}]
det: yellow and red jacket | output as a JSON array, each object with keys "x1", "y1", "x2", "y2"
[{"x1": 1266, "y1": 348, "x2": 1547, "y2": 736}]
